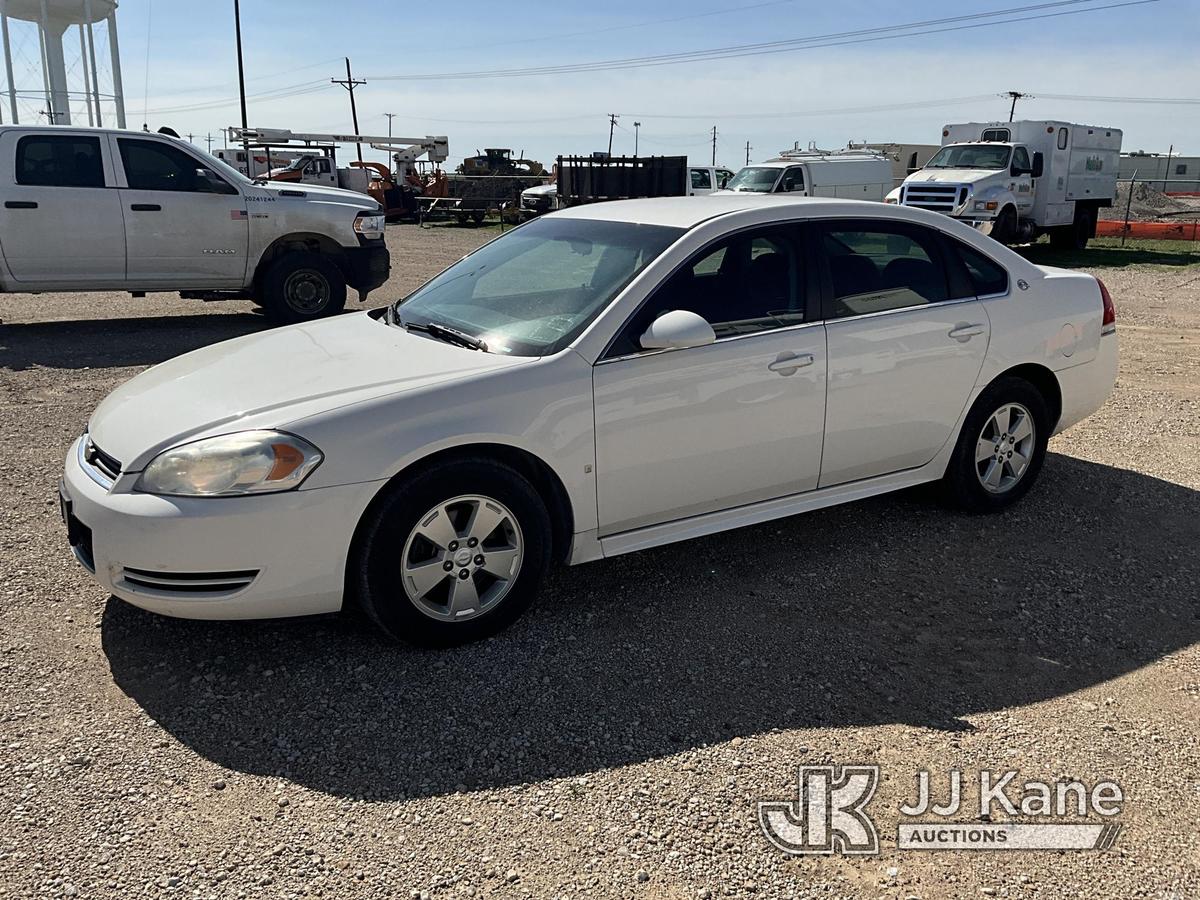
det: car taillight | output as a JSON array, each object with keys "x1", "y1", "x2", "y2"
[{"x1": 1097, "y1": 277, "x2": 1117, "y2": 335}]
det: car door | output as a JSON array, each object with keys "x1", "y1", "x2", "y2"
[
  {"x1": 593, "y1": 224, "x2": 827, "y2": 535},
  {"x1": 1011, "y1": 145, "x2": 1035, "y2": 217},
  {"x1": 816, "y1": 219, "x2": 989, "y2": 488},
  {"x1": 689, "y1": 167, "x2": 714, "y2": 196},
  {"x1": 112, "y1": 135, "x2": 249, "y2": 286},
  {"x1": 0, "y1": 130, "x2": 125, "y2": 285}
]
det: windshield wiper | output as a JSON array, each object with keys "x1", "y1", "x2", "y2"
[{"x1": 401, "y1": 318, "x2": 488, "y2": 352}]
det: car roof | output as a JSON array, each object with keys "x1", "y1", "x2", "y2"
[{"x1": 553, "y1": 195, "x2": 886, "y2": 228}]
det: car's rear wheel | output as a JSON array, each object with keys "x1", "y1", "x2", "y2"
[
  {"x1": 943, "y1": 377, "x2": 1050, "y2": 512},
  {"x1": 261, "y1": 251, "x2": 347, "y2": 324},
  {"x1": 355, "y1": 459, "x2": 551, "y2": 646}
]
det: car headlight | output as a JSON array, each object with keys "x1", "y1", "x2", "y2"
[
  {"x1": 135, "y1": 431, "x2": 323, "y2": 497},
  {"x1": 974, "y1": 200, "x2": 999, "y2": 212},
  {"x1": 353, "y1": 212, "x2": 386, "y2": 239}
]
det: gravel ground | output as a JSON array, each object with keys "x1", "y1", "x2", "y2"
[{"x1": 1, "y1": 226, "x2": 1198, "y2": 900}]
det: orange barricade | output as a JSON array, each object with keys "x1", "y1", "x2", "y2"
[{"x1": 1096, "y1": 220, "x2": 1200, "y2": 241}]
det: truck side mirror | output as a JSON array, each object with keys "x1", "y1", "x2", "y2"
[{"x1": 1031, "y1": 152, "x2": 1044, "y2": 178}]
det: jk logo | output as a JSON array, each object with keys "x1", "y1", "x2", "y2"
[{"x1": 758, "y1": 765, "x2": 880, "y2": 855}]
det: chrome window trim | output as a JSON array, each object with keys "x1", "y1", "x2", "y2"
[
  {"x1": 596, "y1": 319, "x2": 826, "y2": 366},
  {"x1": 826, "y1": 295, "x2": 980, "y2": 326}
]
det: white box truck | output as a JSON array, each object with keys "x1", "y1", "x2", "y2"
[
  {"x1": 720, "y1": 148, "x2": 893, "y2": 201},
  {"x1": 889, "y1": 120, "x2": 1122, "y2": 249}
]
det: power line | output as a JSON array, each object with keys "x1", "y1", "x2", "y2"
[
  {"x1": 1030, "y1": 92, "x2": 1200, "y2": 104},
  {"x1": 145, "y1": 80, "x2": 329, "y2": 115},
  {"x1": 365, "y1": 1, "x2": 1154, "y2": 81}
]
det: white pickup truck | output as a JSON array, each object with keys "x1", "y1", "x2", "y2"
[
  {"x1": 0, "y1": 125, "x2": 390, "y2": 322},
  {"x1": 889, "y1": 120, "x2": 1122, "y2": 249}
]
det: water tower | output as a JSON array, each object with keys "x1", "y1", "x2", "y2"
[{"x1": 1, "y1": 0, "x2": 126, "y2": 127}]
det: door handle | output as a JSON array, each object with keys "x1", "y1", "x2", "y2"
[
  {"x1": 948, "y1": 323, "x2": 985, "y2": 342},
  {"x1": 768, "y1": 352, "x2": 815, "y2": 375},
  {"x1": 130, "y1": 203, "x2": 161, "y2": 211},
  {"x1": 4, "y1": 200, "x2": 37, "y2": 209}
]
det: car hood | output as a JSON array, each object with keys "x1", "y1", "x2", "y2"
[
  {"x1": 906, "y1": 168, "x2": 1004, "y2": 185},
  {"x1": 251, "y1": 181, "x2": 377, "y2": 207},
  {"x1": 88, "y1": 313, "x2": 527, "y2": 471}
]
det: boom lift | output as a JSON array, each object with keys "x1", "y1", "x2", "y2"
[{"x1": 229, "y1": 127, "x2": 450, "y2": 217}]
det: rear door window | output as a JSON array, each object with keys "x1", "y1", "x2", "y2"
[
  {"x1": 818, "y1": 222, "x2": 949, "y2": 317},
  {"x1": 15, "y1": 135, "x2": 105, "y2": 188}
]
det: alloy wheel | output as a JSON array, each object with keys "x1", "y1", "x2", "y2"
[
  {"x1": 400, "y1": 495, "x2": 524, "y2": 622},
  {"x1": 975, "y1": 402, "x2": 1036, "y2": 493}
]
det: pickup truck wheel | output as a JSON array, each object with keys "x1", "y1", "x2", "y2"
[{"x1": 261, "y1": 252, "x2": 346, "y2": 324}]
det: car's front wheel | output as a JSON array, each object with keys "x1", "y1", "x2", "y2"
[
  {"x1": 354, "y1": 459, "x2": 552, "y2": 646},
  {"x1": 943, "y1": 377, "x2": 1050, "y2": 512}
]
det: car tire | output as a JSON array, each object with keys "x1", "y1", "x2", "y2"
[
  {"x1": 354, "y1": 458, "x2": 552, "y2": 647},
  {"x1": 943, "y1": 377, "x2": 1051, "y2": 513},
  {"x1": 1050, "y1": 206, "x2": 1093, "y2": 251},
  {"x1": 261, "y1": 251, "x2": 346, "y2": 324}
]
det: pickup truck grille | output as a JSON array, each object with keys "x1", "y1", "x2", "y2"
[{"x1": 901, "y1": 183, "x2": 967, "y2": 213}]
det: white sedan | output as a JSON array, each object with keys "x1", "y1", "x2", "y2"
[{"x1": 61, "y1": 196, "x2": 1118, "y2": 645}]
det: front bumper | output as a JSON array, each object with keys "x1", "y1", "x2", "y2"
[
  {"x1": 341, "y1": 241, "x2": 390, "y2": 294},
  {"x1": 61, "y1": 437, "x2": 383, "y2": 620}
]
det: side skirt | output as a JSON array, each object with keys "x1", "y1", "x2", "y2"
[{"x1": 592, "y1": 464, "x2": 942, "y2": 561}]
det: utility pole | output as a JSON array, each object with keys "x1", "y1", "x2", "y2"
[
  {"x1": 607, "y1": 113, "x2": 619, "y2": 157},
  {"x1": 333, "y1": 58, "x2": 366, "y2": 163},
  {"x1": 745, "y1": 140, "x2": 751, "y2": 165},
  {"x1": 711, "y1": 125, "x2": 717, "y2": 166},
  {"x1": 1163, "y1": 143, "x2": 1173, "y2": 192},
  {"x1": 633, "y1": 121, "x2": 641, "y2": 156},
  {"x1": 206, "y1": 133, "x2": 214, "y2": 153},
  {"x1": 1005, "y1": 90, "x2": 1026, "y2": 122},
  {"x1": 186, "y1": 132, "x2": 194, "y2": 144},
  {"x1": 384, "y1": 112, "x2": 395, "y2": 137},
  {"x1": 233, "y1": 0, "x2": 250, "y2": 161}
]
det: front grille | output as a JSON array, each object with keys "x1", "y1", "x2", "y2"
[
  {"x1": 83, "y1": 438, "x2": 122, "y2": 482},
  {"x1": 901, "y1": 183, "x2": 964, "y2": 213},
  {"x1": 119, "y1": 566, "x2": 260, "y2": 597}
]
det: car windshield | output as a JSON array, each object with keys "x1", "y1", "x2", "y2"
[
  {"x1": 925, "y1": 144, "x2": 1011, "y2": 170},
  {"x1": 724, "y1": 166, "x2": 781, "y2": 192},
  {"x1": 395, "y1": 217, "x2": 684, "y2": 356}
]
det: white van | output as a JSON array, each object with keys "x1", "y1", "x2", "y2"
[{"x1": 720, "y1": 149, "x2": 892, "y2": 201}]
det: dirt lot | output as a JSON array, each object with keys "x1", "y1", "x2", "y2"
[{"x1": 1, "y1": 226, "x2": 1198, "y2": 900}]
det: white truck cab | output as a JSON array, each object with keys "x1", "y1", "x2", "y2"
[
  {"x1": 890, "y1": 120, "x2": 1122, "y2": 249},
  {"x1": 0, "y1": 125, "x2": 389, "y2": 322},
  {"x1": 688, "y1": 165, "x2": 735, "y2": 195},
  {"x1": 720, "y1": 149, "x2": 892, "y2": 201}
]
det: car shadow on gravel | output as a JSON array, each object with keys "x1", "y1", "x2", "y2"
[
  {"x1": 0, "y1": 313, "x2": 268, "y2": 371},
  {"x1": 101, "y1": 454, "x2": 1199, "y2": 800}
]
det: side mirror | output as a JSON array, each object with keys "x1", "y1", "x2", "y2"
[
  {"x1": 639, "y1": 309, "x2": 716, "y2": 351},
  {"x1": 1031, "y1": 152, "x2": 1044, "y2": 178}
]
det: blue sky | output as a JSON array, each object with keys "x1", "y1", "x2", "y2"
[{"x1": 85, "y1": 0, "x2": 1200, "y2": 165}]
